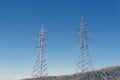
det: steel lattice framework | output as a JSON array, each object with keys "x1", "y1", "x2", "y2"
[
  {"x1": 32, "y1": 25, "x2": 48, "y2": 80},
  {"x1": 76, "y1": 17, "x2": 93, "y2": 73}
]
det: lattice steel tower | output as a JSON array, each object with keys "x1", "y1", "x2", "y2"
[
  {"x1": 32, "y1": 25, "x2": 48, "y2": 80},
  {"x1": 76, "y1": 17, "x2": 93, "y2": 73}
]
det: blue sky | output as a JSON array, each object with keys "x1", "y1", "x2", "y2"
[{"x1": 0, "y1": 0, "x2": 120, "y2": 80}]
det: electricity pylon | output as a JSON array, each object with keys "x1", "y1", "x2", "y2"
[
  {"x1": 32, "y1": 25, "x2": 48, "y2": 80},
  {"x1": 76, "y1": 17, "x2": 93, "y2": 73}
]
